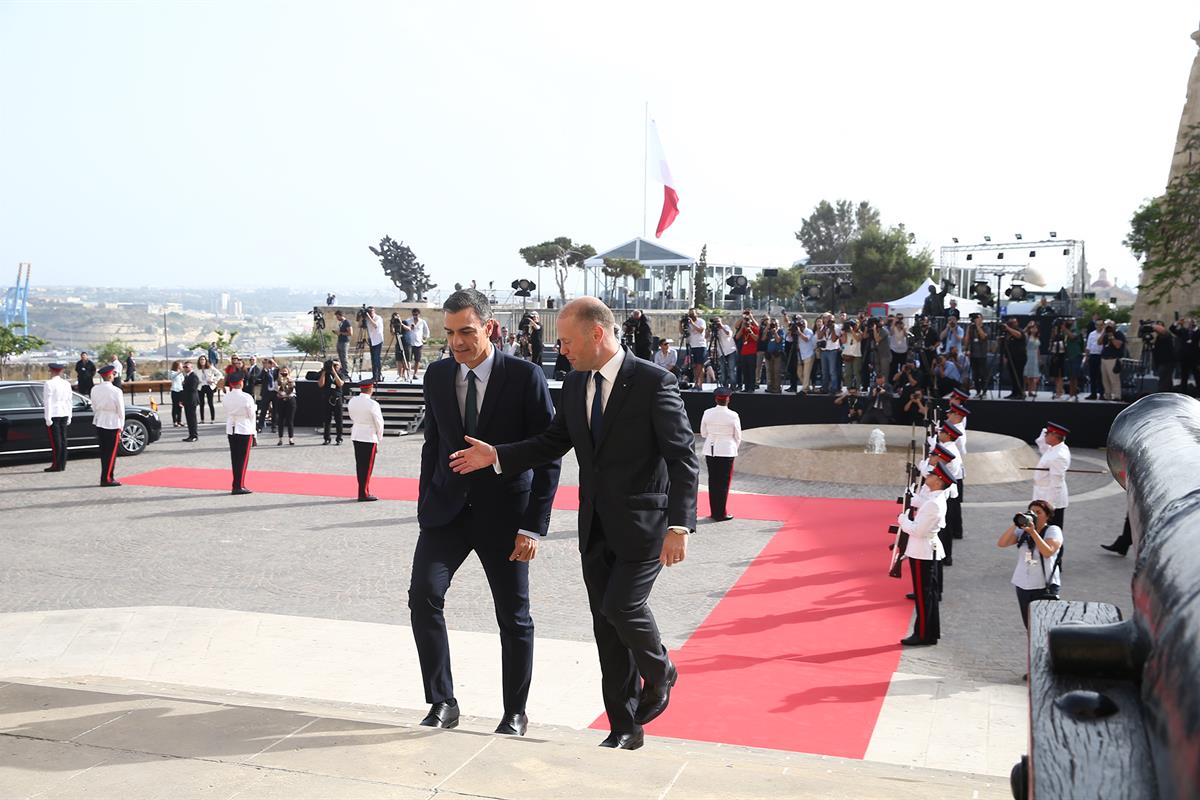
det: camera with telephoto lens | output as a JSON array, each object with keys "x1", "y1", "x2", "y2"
[
  {"x1": 1138, "y1": 319, "x2": 1157, "y2": 343},
  {"x1": 355, "y1": 305, "x2": 368, "y2": 326},
  {"x1": 519, "y1": 314, "x2": 534, "y2": 335},
  {"x1": 1014, "y1": 511, "x2": 1036, "y2": 531},
  {"x1": 390, "y1": 313, "x2": 404, "y2": 336}
]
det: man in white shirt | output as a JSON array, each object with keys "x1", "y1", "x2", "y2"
[
  {"x1": 90, "y1": 364, "x2": 125, "y2": 487},
  {"x1": 899, "y1": 462, "x2": 952, "y2": 646},
  {"x1": 364, "y1": 306, "x2": 385, "y2": 382},
  {"x1": 403, "y1": 309, "x2": 432, "y2": 380},
  {"x1": 42, "y1": 362, "x2": 73, "y2": 472},
  {"x1": 685, "y1": 308, "x2": 707, "y2": 388},
  {"x1": 1084, "y1": 320, "x2": 1105, "y2": 400},
  {"x1": 700, "y1": 387, "x2": 741, "y2": 521},
  {"x1": 223, "y1": 371, "x2": 258, "y2": 495},
  {"x1": 1033, "y1": 422, "x2": 1071, "y2": 529},
  {"x1": 348, "y1": 379, "x2": 386, "y2": 501},
  {"x1": 653, "y1": 338, "x2": 679, "y2": 375},
  {"x1": 712, "y1": 318, "x2": 738, "y2": 388}
]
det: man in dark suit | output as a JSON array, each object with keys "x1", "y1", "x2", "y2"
[
  {"x1": 181, "y1": 361, "x2": 200, "y2": 442},
  {"x1": 411, "y1": 289, "x2": 561, "y2": 738},
  {"x1": 451, "y1": 296, "x2": 699, "y2": 751}
]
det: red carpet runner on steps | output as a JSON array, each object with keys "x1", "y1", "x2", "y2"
[{"x1": 123, "y1": 467, "x2": 911, "y2": 757}]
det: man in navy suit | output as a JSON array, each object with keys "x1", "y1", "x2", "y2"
[
  {"x1": 411, "y1": 289, "x2": 561, "y2": 737},
  {"x1": 452, "y1": 297, "x2": 699, "y2": 751}
]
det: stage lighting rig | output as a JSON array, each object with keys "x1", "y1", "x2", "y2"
[
  {"x1": 726, "y1": 274, "x2": 749, "y2": 296},
  {"x1": 972, "y1": 281, "x2": 995, "y2": 307},
  {"x1": 1005, "y1": 283, "x2": 1027, "y2": 301},
  {"x1": 511, "y1": 278, "x2": 535, "y2": 297}
]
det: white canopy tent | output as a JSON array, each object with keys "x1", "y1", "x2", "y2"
[{"x1": 884, "y1": 278, "x2": 984, "y2": 319}]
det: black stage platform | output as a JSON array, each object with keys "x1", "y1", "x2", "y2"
[{"x1": 295, "y1": 380, "x2": 1127, "y2": 448}]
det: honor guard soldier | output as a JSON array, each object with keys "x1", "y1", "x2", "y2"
[
  {"x1": 699, "y1": 386, "x2": 741, "y2": 521},
  {"x1": 224, "y1": 371, "x2": 257, "y2": 495},
  {"x1": 1033, "y1": 422, "x2": 1071, "y2": 529},
  {"x1": 348, "y1": 378, "x2": 385, "y2": 501},
  {"x1": 919, "y1": 438, "x2": 961, "y2": 572},
  {"x1": 91, "y1": 364, "x2": 125, "y2": 486},
  {"x1": 899, "y1": 461, "x2": 952, "y2": 646},
  {"x1": 43, "y1": 363, "x2": 73, "y2": 472},
  {"x1": 946, "y1": 402, "x2": 969, "y2": 538},
  {"x1": 939, "y1": 421, "x2": 967, "y2": 552}
]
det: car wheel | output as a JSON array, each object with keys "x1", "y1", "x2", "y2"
[{"x1": 120, "y1": 419, "x2": 149, "y2": 455}]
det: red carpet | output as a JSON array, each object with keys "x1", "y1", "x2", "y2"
[{"x1": 123, "y1": 467, "x2": 910, "y2": 757}]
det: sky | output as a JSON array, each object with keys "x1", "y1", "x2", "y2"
[{"x1": 1, "y1": 1, "x2": 1197, "y2": 298}]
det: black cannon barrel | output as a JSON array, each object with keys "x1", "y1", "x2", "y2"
[{"x1": 1103, "y1": 393, "x2": 1200, "y2": 798}]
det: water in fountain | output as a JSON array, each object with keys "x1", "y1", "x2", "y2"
[{"x1": 865, "y1": 428, "x2": 887, "y2": 454}]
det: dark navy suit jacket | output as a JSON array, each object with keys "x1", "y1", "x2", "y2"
[{"x1": 418, "y1": 350, "x2": 560, "y2": 535}]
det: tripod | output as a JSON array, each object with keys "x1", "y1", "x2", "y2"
[
  {"x1": 351, "y1": 321, "x2": 369, "y2": 380},
  {"x1": 389, "y1": 324, "x2": 411, "y2": 382}
]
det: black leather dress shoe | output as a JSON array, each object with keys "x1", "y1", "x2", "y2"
[
  {"x1": 420, "y1": 700, "x2": 459, "y2": 729},
  {"x1": 231, "y1": 487, "x2": 253, "y2": 495},
  {"x1": 900, "y1": 636, "x2": 936, "y2": 647},
  {"x1": 494, "y1": 712, "x2": 528, "y2": 736},
  {"x1": 711, "y1": 515, "x2": 735, "y2": 522},
  {"x1": 598, "y1": 730, "x2": 644, "y2": 750},
  {"x1": 1100, "y1": 542, "x2": 1128, "y2": 556},
  {"x1": 634, "y1": 661, "x2": 677, "y2": 725},
  {"x1": 905, "y1": 593, "x2": 915, "y2": 600},
  {"x1": 182, "y1": 437, "x2": 198, "y2": 442},
  {"x1": 43, "y1": 466, "x2": 59, "y2": 472},
  {"x1": 358, "y1": 495, "x2": 378, "y2": 502},
  {"x1": 101, "y1": 481, "x2": 122, "y2": 487}
]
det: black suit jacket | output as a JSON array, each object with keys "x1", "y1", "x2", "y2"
[
  {"x1": 496, "y1": 350, "x2": 699, "y2": 561},
  {"x1": 182, "y1": 371, "x2": 200, "y2": 404},
  {"x1": 419, "y1": 351, "x2": 560, "y2": 535}
]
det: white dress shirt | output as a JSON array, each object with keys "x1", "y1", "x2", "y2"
[
  {"x1": 1032, "y1": 431, "x2": 1071, "y2": 508},
  {"x1": 653, "y1": 347, "x2": 677, "y2": 371},
  {"x1": 700, "y1": 405, "x2": 741, "y2": 457},
  {"x1": 349, "y1": 393, "x2": 386, "y2": 443},
  {"x1": 899, "y1": 487, "x2": 948, "y2": 561},
  {"x1": 1085, "y1": 329, "x2": 1104, "y2": 355},
  {"x1": 686, "y1": 317, "x2": 707, "y2": 349},
  {"x1": 456, "y1": 348, "x2": 495, "y2": 423},
  {"x1": 43, "y1": 375, "x2": 74, "y2": 424},
  {"x1": 406, "y1": 317, "x2": 431, "y2": 347},
  {"x1": 366, "y1": 313, "x2": 384, "y2": 346},
  {"x1": 223, "y1": 388, "x2": 258, "y2": 435},
  {"x1": 89, "y1": 382, "x2": 125, "y2": 430}
]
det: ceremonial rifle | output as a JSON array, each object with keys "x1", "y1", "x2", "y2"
[{"x1": 888, "y1": 418, "x2": 920, "y2": 578}]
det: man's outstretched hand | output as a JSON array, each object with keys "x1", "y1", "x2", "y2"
[{"x1": 450, "y1": 436, "x2": 497, "y2": 474}]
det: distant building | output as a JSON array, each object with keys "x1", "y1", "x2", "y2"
[{"x1": 1089, "y1": 268, "x2": 1137, "y2": 305}]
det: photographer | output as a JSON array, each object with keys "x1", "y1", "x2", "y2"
[
  {"x1": 407, "y1": 309, "x2": 431, "y2": 378},
  {"x1": 794, "y1": 317, "x2": 816, "y2": 393},
  {"x1": 840, "y1": 319, "x2": 862, "y2": 391},
  {"x1": 335, "y1": 310, "x2": 352, "y2": 373},
  {"x1": 1048, "y1": 319, "x2": 1068, "y2": 399},
  {"x1": 939, "y1": 314, "x2": 964, "y2": 356},
  {"x1": 901, "y1": 381, "x2": 927, "y2": 425},
  {"x1": 392, "y1": 312, "x2": 411, "y2": 381},
  {"x1": 363, "y1": 305, "x2": 384, "y2": 382},
  {"x1": 921, "y1": 282, "x2": 948, "y2": 318},
  {"x1": 317, "y1": 359, "x2": 346, "y2": 445},
  {"x1": 764, "y1": 318, "x2": 784, "y2": 393},
  {"x1": 1023, "y1": 321, "x2": 1042, "y2": 399},
  {"x1": 626, "y1": 310, "x2": 653, "y2": 360},
  {"x1": 712, "y1": 317, "x2": 738, "y2": 388},
  {"x1": 524, "y1": 310, "x2": 543, "y2": 365},
  {"x1": 1171, "y1": 317, "x2": 1200, "y2": 393},
  {"x1": 683, "y1": 308, "x2": 707, "y2": 388},
  {"x1": 964, "y1": 314, "x2": 988, "y2": 398},
  {"x1": 886, "y1": 316, "x2": 909, "y2": 383},
  {"x1": 1148, "y1": 320, "x2": 1176, "y2": 392},
  {"x1": 997, "y1": 500, "x2": 1063, "y2": 629},
  {"x1": 653, "y1": 337, "x2": 679, "y2": 376},
  {"x1": 1084, "y1": 317, "x2": 1105, "y2": 399},
  {"x1": 1001, "y1": 317, "x2": 1026, "y2": 399},
  {"x1": 861, "y1": 373, "x2": 894, "y2": 424},
  {"x1": 1062, "y1": 318, "x2": 1083, "y2": 400},
  {"x1": 734, "y1": 309, "x2": 759, "y2": 392},
  {"x1": 832, "y1": 384, "x2": 865, "y2": 422},
  {"x1": 1099, "y1": 320, "x2": 1125, "y2": 400},
  {"x1": 817, "y1": 314, "x2": 842, "y2": 394},
  {"x1": 916, "y1": 315, "x2": 939, "y2": 373}
]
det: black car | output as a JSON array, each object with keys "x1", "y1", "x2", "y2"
[{"x1": 0, "y1": 380, "x2": 162, "y2": 461}]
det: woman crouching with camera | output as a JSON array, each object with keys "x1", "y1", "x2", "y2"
[{"x1": 997, "y1": 499, "x2": 1063, "y2": 629}]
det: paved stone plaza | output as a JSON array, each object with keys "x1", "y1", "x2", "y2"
[{"x1": 0, "y1": 399, "x2": 1133, "y2": 798}]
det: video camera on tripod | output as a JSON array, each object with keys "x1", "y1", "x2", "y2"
[
  {"x1": 310, "y1": 307, "x2": 326, "y2": 330},
  {"x1": 355, "y1": 304, "x2": 369, "y2": 327}
]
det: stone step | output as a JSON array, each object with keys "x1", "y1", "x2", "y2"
[{"x1": 0, "y1": 676, "x2": 1011, "y2": 800}]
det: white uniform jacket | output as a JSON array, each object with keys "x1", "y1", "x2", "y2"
[
  {"x1": 43, "y1": 376, "x2": 74, "y2": 424},
  {"x1": 1032, "y1": 431, "x2": 1070, "y2": 509},
  {"x1": 89, "y1": 383, "x2": 125, "y2": 430},
  {"x1": 899, "y1": 488, "x2": 948, "y2": 561},
  {"x1": 348, "y1": 394, "x2": 386, "y2": 443},
  {"x1": 223, "y1": 389, "x2": 258, "y2": 435},
  {"x1": 700, "y1": 405, "x2": 742, "y2": 458}
]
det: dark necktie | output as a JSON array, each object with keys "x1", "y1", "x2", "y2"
[
  {"x1": 590, "y1": 372, "x2": 604, "y2": 446},
  {"x1": 465, "y1": 370, "x2": 478, "y2": 436}
]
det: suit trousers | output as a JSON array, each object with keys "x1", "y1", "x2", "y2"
[
  {"x1": 581, "y1": 513, "x2": 670, "y2": 734},
  {"x1": 909, "y1": 557, "x2": 940, "y2": 644},
  {"x1": 353, "y1": 440, "x2": 377, "y2": 498},
  {"x1": 227, "y1": 433, "x2": 252, "y2": 491},
  {"x1": 408, "y1": 504, "x2": 534, "y2": 714},
  {"x1": 705, "y1": 456, "x2": 734, "y2": 518},
  {"x1": 96, "y1": 427, "x2": 120, "y2": 484},
  {"x1": 322, "y1": 395, "x2": 344, "y2": 442},
  {"x1": 184, "y1": 398, "x2": 198, "y2": 438},
  {"x1": 370, "y1": 343, "x2": 383, "y2": 381},
  {"x1": 46, "y1": 417, "x2": 68, "y2": 469}
]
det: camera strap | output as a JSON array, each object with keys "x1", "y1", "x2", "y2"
[{"x1": 1038, "y1": 543, "x2": 1063, "y2": 587}]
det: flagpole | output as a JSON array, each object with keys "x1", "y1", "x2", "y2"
[{"x1": 642, "y1": 102, "x2": 648, "y2": 239}]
